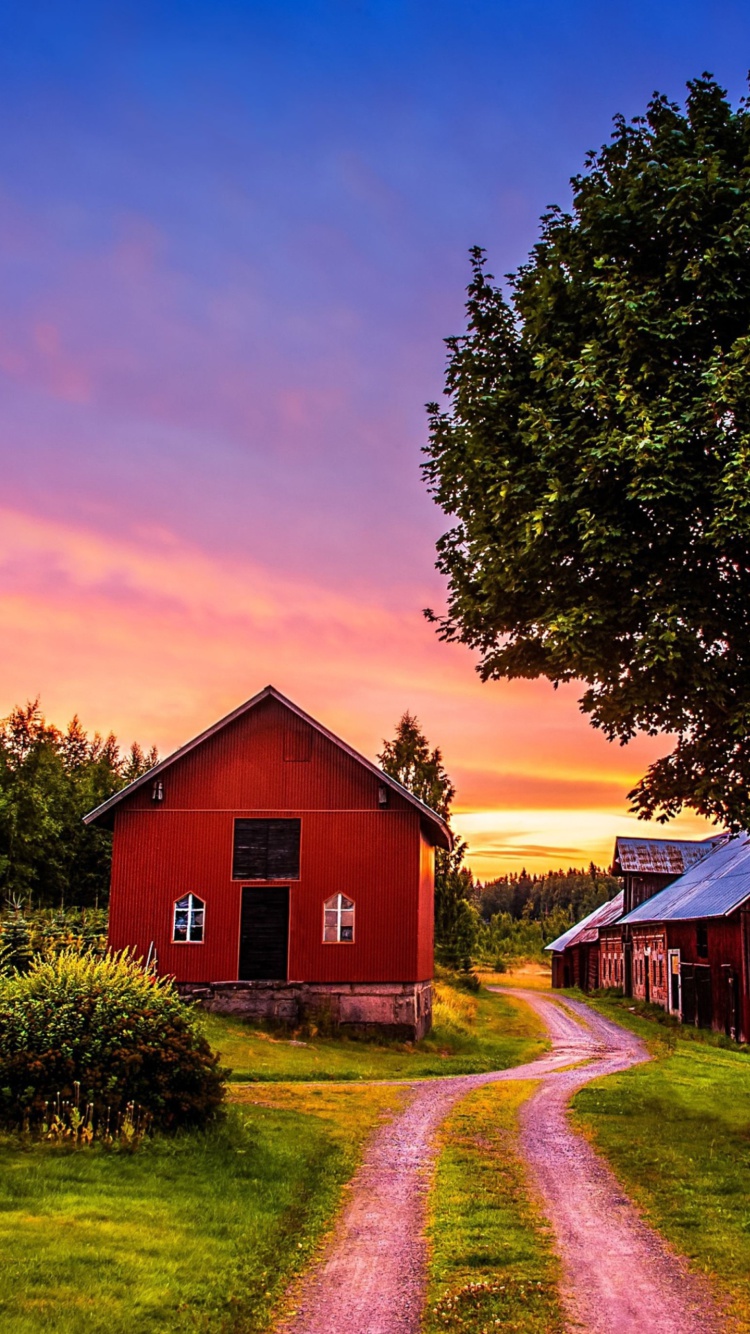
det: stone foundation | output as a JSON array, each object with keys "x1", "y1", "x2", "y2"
[{"x1": 177, "y1": 978, "x2": 433, "y2": 1041}]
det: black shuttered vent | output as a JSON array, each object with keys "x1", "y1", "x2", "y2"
[{"x1": 233, "y1": 818, "x2": 301, "y2": 880}]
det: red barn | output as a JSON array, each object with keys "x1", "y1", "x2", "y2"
[
  {"x1": 620, "y1": 832, "x2": 750, "y2": 1042},
  {"x1": 84, "y1": 686, "x2": 451, "y2": 1039},
  {"x1": 545, "y1": 892, "x2": 624, "y2": 991}
]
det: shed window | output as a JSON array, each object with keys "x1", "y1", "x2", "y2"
[
  {"x1": 173, "y1": 894, "x2": 205, "y2": 943},
  {"x1": 697, "y1": 922, "x2": 709, "y2": 958},
  {"x1": 324, "y1": 894, "x2": 355, "y2": 943},
  {"x1": 233, "y1": 819, "x2": 301, "y2": 880}
]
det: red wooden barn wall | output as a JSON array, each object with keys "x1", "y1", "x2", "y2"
[
  {"x1": 666, "y1": 916, "x2": 748, "y2": 1041},
  {"x1": 108, "y1": 696, "x2": 435, "y2": 984}
]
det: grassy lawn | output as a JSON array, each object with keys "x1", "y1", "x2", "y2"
[
  {"x1": 201, "y1": 980, "x2": 548, "y2": 1082},
  {"x1": 0, "y1": 979, "x2": 549, "y2": 1332},
  {"x1": 572, "y1": 993, "x2": 750, "y2": 1332},
  {"x1": 424, "y1": 1081, "x2": 564, "y2": 1334},
  {"x1": 0, "y1": 1085, "x2": 401, "y2": 1334}
]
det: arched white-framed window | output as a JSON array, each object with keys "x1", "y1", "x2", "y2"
[
  {"x1": 173, "y1": 893, "x2": 205, "y2": 943},
  {"x1": 323, "y1": 894, "x2": 354, "y2": 944}
]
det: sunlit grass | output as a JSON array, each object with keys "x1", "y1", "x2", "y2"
[
  {"x1": 199, "y1": 982, "x2": 548, "y2": 1082},
  {"x1": 477, "y1": 963, "x2": 552, "y2": 991},
  {"x1": 0, "y1": 1090, "x2": 397, "y2": 1334},
  {"x1": 425, "y1": 1081, "x2": 564, "y2": 1334}
]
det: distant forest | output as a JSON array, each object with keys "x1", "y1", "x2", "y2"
[
  {"x1": 0, "y1": 702, "x2": 157, "y2": 908},
  {"x1": 476, "y1": 865, "x2": 621, "y2": 925},
  {"x1": 471, "y1": 866, "x2": 622, "y2": 965}
]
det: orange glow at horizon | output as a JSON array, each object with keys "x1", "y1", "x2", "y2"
[{"x1": 0, "y1": 504, "x2": 718, "y2": 877}]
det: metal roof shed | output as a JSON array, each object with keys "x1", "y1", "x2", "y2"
[{"x1": 621, "y1": 834, "x2": 750, "y2": 924}]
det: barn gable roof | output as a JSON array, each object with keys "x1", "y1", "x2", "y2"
[
  {"x1": 620, "y1": 832, "x2": 749, "y2": 924},
  {"x1": 612, "y1": 835, "x2": 723, "y2": 877},
  {"x1": 545, "y1": 891, "x2": 625, "y2": 954},
  {"x1": 83, "y1": 685, "x2": 453, "y2": 849}
]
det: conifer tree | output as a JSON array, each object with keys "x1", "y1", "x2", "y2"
[{"x1": 379, "y1": 713, "x2": 478, "y2": 968}]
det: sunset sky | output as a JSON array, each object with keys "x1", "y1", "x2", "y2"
[{"x1": 1, "y1": 2, "x2": 747, "y2": 876}]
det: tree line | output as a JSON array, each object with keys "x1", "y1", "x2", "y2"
[
  {"x1": 0, "y1": 701, "x2": 157, "y2": 908},
  {"x1": 477, "y1": 865, "x2": 620, "y2": 925}
]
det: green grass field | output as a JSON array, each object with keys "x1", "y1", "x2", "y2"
[
  {"x1": 0, "y1": 980, "x2": 544, "y2": 1332},
  {"x1": 0, "y1": 1087, "x2": 402, "y2": 1334},
  {"x1": 200, "y1": 981, "x2": 548, "y2": 1082},
  {"x1": 572, "y1": 994, "x2": 750, "y2": 1333},
  {"x1": 424, "y1": 1081, "x2": 564, "y2": 1334}
]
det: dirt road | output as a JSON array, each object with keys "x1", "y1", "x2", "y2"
[{"x1": 278, "y1": 989, "x2": 721, "y2": 1334}]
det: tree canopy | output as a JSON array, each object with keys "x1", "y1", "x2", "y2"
[
  {"x1": 0, "y1": 701, "x2": 157, "y2": 907},
  {"x1": 378, "y1": 711, "x2": 455, "y2": 818},
  {"x1": 424, "y1": 76, "x2": 750, "y2": 829}
]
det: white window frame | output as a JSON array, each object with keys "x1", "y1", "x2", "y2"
[
  {"x1": 323, "y1": 893, "x2": 355, "y2": 944},
  {"x1": 668, "y1": 948, "x2": 681, "y2": 1015},
  {"x1": 173, "y1": 893, "x2": 206, "y2": 944}
]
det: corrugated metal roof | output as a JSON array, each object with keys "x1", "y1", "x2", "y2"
[
  {"x1": 613, "y1": 835, "x2": 723, "y2": 876},
  {"x1": 83, "y1": 685, "x2": 452, "y2": 849},
  {"x1": 545, "y1": 891, "x2": 624, "y2": 953},
  {"x1": 621, "y1": 834, "x2": 750, "y2": 924}
]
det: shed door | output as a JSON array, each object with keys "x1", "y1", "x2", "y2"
[
  {"x1": 680, "y1": 963, "x2": 696, "y2": 1025},
  {"x1": 695, "y1": 964, "x2": 712, "y2": 1029},
  {"x1": 623, "y1": 940, "x2": 633, "y2": 997},
  {"x1": 668, "y1": 950, "x2": 681, "y2": 1014},
  {"x1": 722, "y1": 964, "x2": 739, "y2": 1041},
  {"x1": 239, "y1": 886, "x2": 289, "y2": 981}
]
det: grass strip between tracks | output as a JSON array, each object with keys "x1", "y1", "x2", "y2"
[
  {"x1": 425, "y1": 1080, "x2": 565, "y2": 1334},
  {"x1": 571, "y1": 993, "x2": 750, "y2": 1334}
]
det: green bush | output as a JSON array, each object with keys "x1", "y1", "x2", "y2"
[{"x1": 0, "y1": 950, "x2": 225, "y2": 1132}]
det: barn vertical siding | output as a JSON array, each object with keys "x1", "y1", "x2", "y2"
[
  {"x1": 107, "y1": 696, "x2": 436, "y2": 985},
  {"x1": 665, "y1": 916, "x2": 747, "y2": 1040},
  {"x1": 417, "y1": 830, "x2": 435, "y2": 979}
]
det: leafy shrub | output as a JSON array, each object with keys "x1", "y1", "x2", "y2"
[{"x1": 0, "y1": 950, "x2": 225, "y2": 1132}]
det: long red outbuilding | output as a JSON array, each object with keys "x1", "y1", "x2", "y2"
[{"x1": 84, "y1": 686, "x2": 451, "y2": 1039}]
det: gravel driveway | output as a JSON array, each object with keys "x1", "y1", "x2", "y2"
[{"x1": 277, "y1": 988, "x2": 721, "y2": 1334}]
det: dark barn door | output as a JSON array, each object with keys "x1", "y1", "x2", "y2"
[
  {"x1": 239, "y1": 886, "x2": 289, "y2": 981},
  {"x1": 722, "y1": 965, "x2": 739, "y2": 1041},
  {"x1": 680, "y1": 964, "x2": 696, "y2": 1025},
  {"x1": 695, "y1": 964, "x2": 713, "y2": 1030},
  {"x1": 623, "y1": 940, "x2": 633, "y2": 997}
]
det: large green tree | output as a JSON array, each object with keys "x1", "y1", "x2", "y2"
[
  {"x1": 379, "y1": 712, "x2": 477, "y2": 967},
  {"x1": 424, "y1": 76, "x2": 750, "y2": 829}
]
